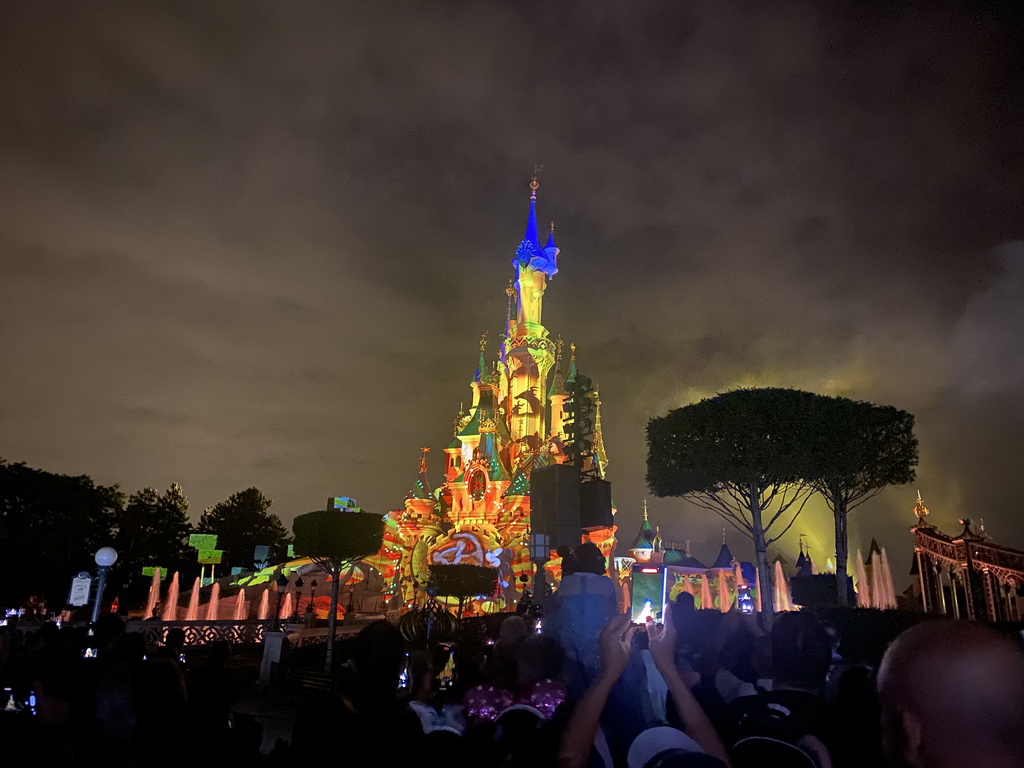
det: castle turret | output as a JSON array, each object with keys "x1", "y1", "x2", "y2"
[{"x1": 628, "y1": 500, "x2": 656, "y2": 563}]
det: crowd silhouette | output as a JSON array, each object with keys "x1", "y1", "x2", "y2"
[{"x1": 2, "y1": 545, "x2": 1023, "y2": 768}]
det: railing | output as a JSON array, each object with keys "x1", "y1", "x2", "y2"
[{"x1": 124, "y1": 619, "x2": 268, "y2": 647}]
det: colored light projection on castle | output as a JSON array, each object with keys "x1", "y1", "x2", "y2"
[{"x1": 362, "y1": 180, "x2": 617, "y2": 613}]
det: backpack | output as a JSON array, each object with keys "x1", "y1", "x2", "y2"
[{"x1": 729, "y1": 694, "x2": 826, "y2": 768}]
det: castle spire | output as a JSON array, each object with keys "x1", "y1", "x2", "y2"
[
  {"x1": 474, "y1": 331, "x2": 488, "y2": 382},
  {"x1": 514, "y1": 177, "x2": 542, "y2": 267}
]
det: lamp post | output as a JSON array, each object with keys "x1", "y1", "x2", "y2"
[
  {"x1": 90, "y1": 547, "x2": 118, "y2": 624},
  {"x1": 292, "y1": 577, "x2": 304, "y2": 622},
  {"x1": 309, "y1": 579, "x2": 318, "y2": 618},
  {"x1": 528, "y1": 531, "x2": 550, "y2": 612},
  {"x1": 275, "y1": 574, "x2": 288, "y2": 624}
]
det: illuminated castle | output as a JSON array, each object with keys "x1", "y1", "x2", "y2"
[{"x1": 363, "y1": 179, "x2": 617, "y2": 613}]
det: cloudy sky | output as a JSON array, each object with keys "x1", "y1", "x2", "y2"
[{"x1": 2, "y1": 1, "x2": 1022, "y2": 579}]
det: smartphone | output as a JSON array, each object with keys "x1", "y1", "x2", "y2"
[
  {"x1": 737, "y1": 585, "x2": 754, "y2": 614},
  {"x1": 631, "y1": 565, "x2": 667, "y2": 623}
]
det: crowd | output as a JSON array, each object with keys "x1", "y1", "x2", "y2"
[{"x1": 2, "y1": 542, "x2": 1023, "y2": 768}]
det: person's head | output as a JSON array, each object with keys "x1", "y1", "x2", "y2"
[
  {"x1": 556, "y1": 546, "x2": 576, "y2": 577},
  {"x1": 769, "y1": 611, "x2": 831, "y2": 693},
  {"x1": 516, "y1": 634, "x2": 562, "y2": 688},
  {"x1": 207, "y1": 640, "x2": 231, "y2": 666},
  {"x1": 351, "y1": 620, "x2": 405, "y2": 695},
  {"x1": 95, "y1": 613, "x2": 125, "y2": 649},
  {"x1": 573, "y1": 542, "x2": 606, "y2": 575},
  {"x1": 674, "y1": 591, "x2": 695, "y2": 615},
  {"x1": 628, "y1": 726, "x2": 726, "y2": 768},
  {"x1": 95, "y1": 659, "x2": 187, "y2": 746},
  {"x1": 164, "y1": 628, "x2": 186, "y2": 650},
  {"x1": 877, "y1": 620, "x2": 1024, "y2": 768}
]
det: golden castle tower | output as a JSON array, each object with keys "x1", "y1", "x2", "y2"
[{"x1": 363, "y1": 179, "x2": 617, "y2": 613}]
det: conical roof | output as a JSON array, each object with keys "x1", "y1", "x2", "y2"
[
  {"x1": 710, "y1": 539, "x2": 735, "y2": 570},
  {"x1": 865, "y1": 538, "x2": 881, "y2": 564}
]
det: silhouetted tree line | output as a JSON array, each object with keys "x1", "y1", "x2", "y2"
[{"x1": 0, "y1": 458, "x2": 291, "y2": 608}]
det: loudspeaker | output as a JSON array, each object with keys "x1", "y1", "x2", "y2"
[
  {"x1": 791, "y1": 574, "x2": 855, "y2": 607},
  {"x1": 530, "y1": 464, "x2": 581, "y2": 548},
  {"x1": 580, "y1": 479, "x2": 613, "y2": 530}
]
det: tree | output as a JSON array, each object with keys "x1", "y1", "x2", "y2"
[
  {"x1": 0, "y1": 458, "x2": 122, "y2": 607},
  {"x1": 806, "y1": 397, "x2": 918, "y2": 606},
  {"x1": 428, "y1": 563, "x2": 500, "y2": 619},
  {"x1": 293, "y1": 504, "x2": 384, "y2": 672},
  {"x1": 111, "y1": 484, "x2": 196, "y2": 603},
  {"x1": 197, "y1": 488, "x2": 291, "y2": 570},
  {"x1": 646, "y1": 389, "x2": 823, "y2": 618}
]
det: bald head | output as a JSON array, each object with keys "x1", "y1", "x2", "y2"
[{"x1": 878, "y1": 620, "x2": 1024, "y2": 768}]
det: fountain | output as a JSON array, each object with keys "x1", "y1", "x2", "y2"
[
  {"x1": 205, "y1": 582, "x2": 220, "y2": 621},
  {"x1": 257, "y1": 588, "x2": 270, "y2": 620},
  {"x1": 233, "y1": 588, "x2": 247, "y2": 621},
  {"x1": 144, "y1": 567, "x2": 161, "y2": 619},
  {"x1": 718, "y1": 572, "x2": 731, "y2": 611},
  {"x1": 855, "y1": 549, "x2": 871, "y2": 608},
  {"x1": 773, "y1": 560, "x2": 792, "y2": 611},
  {"x1": 700, "y1": 573, "x2": 713, "y2": 610},
  {"x1": 880, "y1": 548, "x2": 897, "y2": 608},
  {"x1": 754, "y1": 567, "x2": 762, "y2": 612},
  {"x1": 162, "y1": 572, "x2": 179, "y2": 621},
  {"x1": 184, "y1": 577, "x2": 201, "y2": 621},
  {"x1": 682, "y1": 575, "x2": 694, "y2": 596},
  {"x1": 278, "y1": 591, "x2": 293, "y2": 620}
]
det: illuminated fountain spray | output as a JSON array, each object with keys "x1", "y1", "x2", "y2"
[
  {"x1": 205, "y1": 583, "x2": 220, "y2": 621},
  {"x1": 162, "y1": 572, "x2": 179, "y2": 621},
  {"x1": 257, "y1": 588, "x2": 270, "y2": 620},
  {"x1": 278, "y1": 591, "x2": 293, "y2": 621},
  {"x1": 773, "y1": 560, "x2": 792, "y2": 612},
  {"x1": 144, "y1": 568, "x2": 161, "y2": 619},
  {"x1": 854, "y1": 549, "x2": 871, "y2": 607},
  {"x1": 184, "y1": 578, "x2": 201, "y2": 621},
  {"x1": 700, "y1": 574, "x2": 713, "y2": 610},
  {"x1": 718, "y1": 572, "x2": 731, "y2": 611},
  {"x1": 233, "y1": 588, "x2": 247, "y2": 621},
  {"x1": 879, "y1": 548, "x2": 897, "y2": 608}
]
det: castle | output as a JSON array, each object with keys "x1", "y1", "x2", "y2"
[{"x1": 363, "y1": 179, "x2": 617, "y2": 613}]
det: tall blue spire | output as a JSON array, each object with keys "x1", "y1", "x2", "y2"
[{"x1": 514, "y1": 177, "x2": 543, "y2": 267}]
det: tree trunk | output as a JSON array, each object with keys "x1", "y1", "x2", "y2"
[
  {"x1": 750, "y1": 484, "x2": 774, "y2": 626},
  {"x1": 833, "y1": 488, "x2": 849, "y2": 607},
  {"x1": 325, "y1": 566, "x2": 342, "y2": 673}
]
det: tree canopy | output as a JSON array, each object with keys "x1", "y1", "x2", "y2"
[
  {"x1": 647, "y1": 388, "x2": 918, "y2": 613},
  {"x1": 293, "y1": 506, "x2": 384, "y2": 672},
  {"x1": 804, "y1": 396, "x2": 918, "y2": 604},
  {"x1": 111, "y1": 484, "x2": 196, "y2": 602},
  {"x1": 197, "y1": 487, "x2": 291, "y2": 569},
  {"x1": 646, "y1": 388, "x2": 826, "y2": 616},
  {"x1": 0, "y1": 458, "x2": 122, "y2": 607}
]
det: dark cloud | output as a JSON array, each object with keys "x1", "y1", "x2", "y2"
[{"x1": 1, "y1": 1, "x2": 1022, "y2": 579}]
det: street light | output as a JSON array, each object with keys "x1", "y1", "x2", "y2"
[
  {"x1": 292, "y1": 577, "x2": 304, "y2": 621},
  {"x1": 528, "y1": 531, "x2": 550, "y2": 611},
  {"x1": 90, "y1": 547, "x2": 118, "y2": 624},
  {"x1": 309, "y1": 579, "x2": 318, "y2": 617},
  {"x1": 275, "y1": 574, "x2": 288, "y2": 624}
]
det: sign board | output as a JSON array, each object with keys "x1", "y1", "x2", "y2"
[
  {"x1": 197, "y1": 549, "x2": 223, "y2": 565},
  {"x1": 230, "y1": 567, "x2": 244, "y2": 575},
  {"x1": 189, "y1": 533, "x2": 218, "y2": 550},
  {"x1": 287, "y1": 544, "x2": 295, "y2": 558},
  {"x1": 141, "y1": 566, "x2": 165, "y2": 578},
  {"x1": 253, "y1": 545, "x2": 269, "y2": 563},
  {"x1": 68, "y1": 572, "x2": 92, "y2": 607},
  {"x1": 329, "y1": 496, "x2": 362, "y2": 512}
]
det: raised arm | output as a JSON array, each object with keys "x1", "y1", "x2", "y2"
[
  {"x1": 648, "y1": 606, "x2": 733, "y2": 767},
  {"x1": 557, "y1": 614, "x2": 639, "y2": 768}
]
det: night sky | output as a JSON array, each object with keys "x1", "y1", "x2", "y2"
[{"x1": 2, "y1": 2, "x2": 1023, "y2": 578}]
